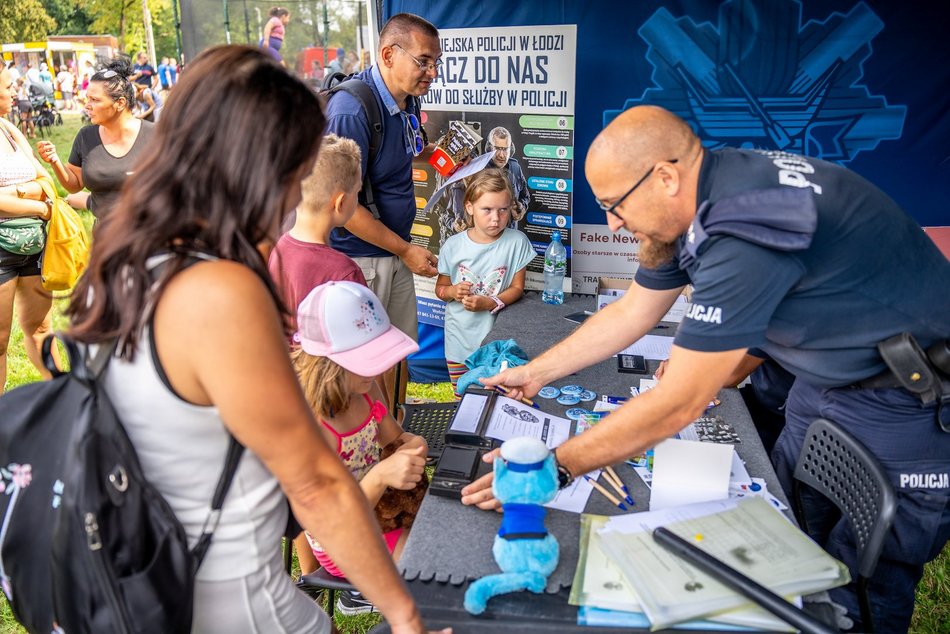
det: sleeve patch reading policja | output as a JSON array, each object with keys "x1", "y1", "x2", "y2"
[{"x1": 684, "y1": 303, "x2": 723, "y2": 324}]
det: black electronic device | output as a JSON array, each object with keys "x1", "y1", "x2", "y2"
[
  {"x1": 563, "y1": 311, "x2": 591, "y2": 324},
  {"x1": 617, "y1": 353, "x2": 649, "y2": 374},
  {"x1": 429, "y1": 388, "x2": 501, "y2": 498}
]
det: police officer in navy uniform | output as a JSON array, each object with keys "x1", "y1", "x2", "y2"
[{"x1": 462, "y1": 105, "x2": 950, "y2": 632}]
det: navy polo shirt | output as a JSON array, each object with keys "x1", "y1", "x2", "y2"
[
  {"x1": 326, "y1": 67, "x2": 421, "y2": 258},
  {"x1": 636, "y1": 148, "x2": 950, "y2": 387}
]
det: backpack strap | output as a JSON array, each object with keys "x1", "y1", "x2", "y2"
[
  {"x1": 191, "y1": 436, "x2": 245, "y2": 569},
  {"x1": 328, "y1": 78, "x2": 384, "y2": 219}
]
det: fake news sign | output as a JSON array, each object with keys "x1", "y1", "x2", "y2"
[{"x1": 422, "y1": 24, "x2": 576, "y2": 115}]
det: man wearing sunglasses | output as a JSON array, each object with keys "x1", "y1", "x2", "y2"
[
  {"x1": 465, "y1": 105, "x2": 950, "y2": 633},
  {"x1": 325, "y1": 13, "x2": 441, "y2": 412}
]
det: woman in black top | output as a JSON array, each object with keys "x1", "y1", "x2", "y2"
[{"x1": 36, "y1": 57, "x2": 154, "y2": 220}]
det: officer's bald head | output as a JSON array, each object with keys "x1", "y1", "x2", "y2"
[
  {"x1": 587, "y1": 106, "x2": 699, "y2": 178},
  {"x1": 585, "y1": 106, "x2": 703, "y2": 269}
]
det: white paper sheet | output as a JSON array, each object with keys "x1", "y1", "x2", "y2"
[
  {"x1": 618, "y1": 335, "x2": 674, "y2": 360},
  {"x1": 483, "y1": 395, "x2": 572, "y2": 449},
  {"x1": 601, "y1": 498, "x2": 740, "y2": 535},
  {"x1": 597, "y1": 289, "x2": 687, "y2": 324},
  {"x1": 649, "y1": 439, "x2": 733, "y2": 511},
  {"x1": 545, "y1": 468, "x2": 601, "y2": 513}
]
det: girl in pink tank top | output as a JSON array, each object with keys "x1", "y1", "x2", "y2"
[{"x1": 291, "y1": 281, "x2": 427, "y2": 593}]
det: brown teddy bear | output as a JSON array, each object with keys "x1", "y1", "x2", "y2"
[{"x1": 374, "y1": 437, "x2": 428, "y2": 533}]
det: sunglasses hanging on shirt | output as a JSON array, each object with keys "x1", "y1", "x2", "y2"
[{"x1": 404, "y1": 112, "x2": 425, "y2": 157}]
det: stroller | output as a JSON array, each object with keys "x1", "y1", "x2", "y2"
[{"x1": 28, "y1": 84, "x2": 63, "y2": 137}]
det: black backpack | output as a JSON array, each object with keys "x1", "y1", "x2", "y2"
[
  {"x1": 319, "y1": 71, "x2": 427, "y2": 220},
  {"x1": 320, "y1": 71, "x2": 385, "y2": 219},
  {"x1": 0, "y1": 334, "x2": 243, "y2": 634}
]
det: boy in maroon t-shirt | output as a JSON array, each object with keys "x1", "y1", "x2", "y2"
[
  {"x1": 268, "y1": 133, "x2": 367, "y2": 575},
  {"x1": 269, "y1": 133, "x2": 366, "y2": 337}
]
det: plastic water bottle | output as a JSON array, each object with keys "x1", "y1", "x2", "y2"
[{"x1": 542, "y1": 231, "x2": 566, "y2": 305}]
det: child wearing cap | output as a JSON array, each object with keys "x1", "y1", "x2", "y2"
[
  {"x1": 292, "y1": 280, "x2": 428, "y2": 615},
  {"x1": 268, "y1": 133, "x2": 366, "y2": 340}
]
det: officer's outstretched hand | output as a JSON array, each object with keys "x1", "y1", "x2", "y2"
[
  {"x1": 479, "y1": 363, "x2": 544, "y2": 401},
  {"x1": 460, "y1": 448, "x2": 502, "y2": 512},
  {"x1": 402, "y1": 243, "x2": 438, "y2": 277}
]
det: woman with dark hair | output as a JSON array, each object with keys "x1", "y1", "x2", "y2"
[
  {"x1": 260, "y1": 7, "x2": 291, "y2": 63},
  {"x1": 36, "y1": 57, "x2": 154, "y2": 219},
  {"x1": 66, "y1": 46, "x2": 443, "y2": 634}
]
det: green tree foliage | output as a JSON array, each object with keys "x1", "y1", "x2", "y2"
[
  {"x1": 0, "y1": 0, "x2": 57, "y2": 43},
  {"x1": 75, "y1": 0, "x2": 175, "y2": 57},
  {"x1": 42, "y1": 0, "x2": 94, "y2": 34}
]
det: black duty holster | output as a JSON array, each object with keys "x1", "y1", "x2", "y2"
[{"x1": 876, "y1": 334, "x2": 950, "y2": 432}]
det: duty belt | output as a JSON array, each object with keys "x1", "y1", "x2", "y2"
[{"x1": 854, "y1": 335, "x2": 950, "y2": 433}]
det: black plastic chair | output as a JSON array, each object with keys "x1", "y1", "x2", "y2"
[
  {"x1": 401, "y1": 401, "x2": 457, "y2": 461},
  {"x1": 793, "y1": 417, "x2": 897, "y2": 633},
  {"x1": 296, "y1": 566, "x2": 357, "y2": 617},
  {"x1": 283, "y1": 535, "x2": 356, "y2": 617}
]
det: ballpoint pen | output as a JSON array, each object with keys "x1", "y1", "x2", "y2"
[
  {"x1": 495, "y1": 384, "x2": 540, "y2": 409},
  {"x1": 584, "y1": 475, "x2": 627, "y2": 511},
  {"x1": 604, "y1": 465, "x2": 635, "y2": 506}
]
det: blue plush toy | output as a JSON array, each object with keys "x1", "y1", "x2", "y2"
[{"x1": 463, "y1": 437, "x2": 560, "y2": 615}]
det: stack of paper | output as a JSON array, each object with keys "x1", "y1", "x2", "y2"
[
  {"x1": 596, "y1": 498, "x2": 849, "y2": 630},
  {"x1": 570, "y1": 512, "x2": 798, "y2": 631}
]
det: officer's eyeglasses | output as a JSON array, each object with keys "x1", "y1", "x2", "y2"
[
  {"x1": 596, "y1": 159, "x2": 678, "y2": 219},
  {"x1": 404, "y1": 112, "x2": 425, "y2": 156},
  {"x1": 392, "y1": 43, "x2": 443, "y2": 73}
]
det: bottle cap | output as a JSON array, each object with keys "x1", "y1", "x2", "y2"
[{"x1": 551, "y1": 231, "x2": 561, "y2": 242}]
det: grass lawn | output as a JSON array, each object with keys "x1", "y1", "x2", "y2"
[{"x1": 2, "y1": 115, "x2": 947, "y2": 633}]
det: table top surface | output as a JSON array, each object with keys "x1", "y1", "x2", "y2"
[{"x1": 397, "y1": 292, "x2": 789, "y2": 632}]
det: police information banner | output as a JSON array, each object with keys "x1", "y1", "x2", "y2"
[
  {"x1": 411, "y1": 25, "x2": 576, "y2": 327},
  {"x1": 394, "y1": 0, "x2": 949, "y2": 301}
]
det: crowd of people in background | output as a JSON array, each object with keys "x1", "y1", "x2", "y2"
[{"x1": 4, "y1": 50, "x2": 177, "y2": 141}]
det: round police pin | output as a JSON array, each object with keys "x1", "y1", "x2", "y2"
[
  {"x1": 579, "y1": 390, "x2": 596, "y2": 402},
  {"x1": 538, "y1": 386, "x2": 561, "y2": 399},
  {"x1": 556, "y1": 394, "x2": 581, "y2": 406},
  {"x1": 565, "y1": 408, "x2": 590, "y2": 420},
  {"x1": 560, "y1": 384, "x2": 583, "y2": 396}
]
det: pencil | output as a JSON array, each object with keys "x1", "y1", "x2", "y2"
[
  {"x1": 495, "y1": 384, "x2": 540, "y2": 409},
  {"x1": 584, "y1": 475, "x2": 627, "y2": 511},
  {"x1": 604, "y1": 465, "x2": 635, "y2": 506}
]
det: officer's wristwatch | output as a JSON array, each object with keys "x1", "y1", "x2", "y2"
[{"x1": 553, "y1": 449, "x2": 574, "y2": 490}]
